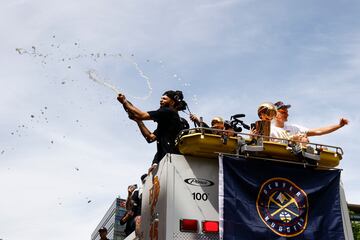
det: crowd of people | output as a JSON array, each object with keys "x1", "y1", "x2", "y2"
[{"x1": 96, "y1": 90, "x2": 349, "y2": 238}]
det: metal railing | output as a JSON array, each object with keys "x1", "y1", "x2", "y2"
[{"x1": 176, "y1": 127, "x2": 344, "y2": 157}]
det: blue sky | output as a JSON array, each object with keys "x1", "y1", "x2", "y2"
[{"x1": 1, "y1": 0, "x2": 360, "y2": 239}]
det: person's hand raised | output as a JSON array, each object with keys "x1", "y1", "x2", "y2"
[
  {"x1": 339, "y1": 118, "x2": 349, "y2": 127},
  {"x1": 117, "y1": 93, "x2": 127, "y2": 104}
]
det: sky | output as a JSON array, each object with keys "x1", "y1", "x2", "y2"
[{"x1": 1, "y1": 0, "x2": 360, "y2": 239}]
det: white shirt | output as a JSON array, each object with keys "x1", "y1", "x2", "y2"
[
  {"x1": 270, "y1": 124, "x2": 308, "y2": 143},
  {"x1": 283, "y1": 124, "x2": 308, "y2": 136},
  {"x1": 270, "y1": 125, "x2": 290, "y2": 143}
]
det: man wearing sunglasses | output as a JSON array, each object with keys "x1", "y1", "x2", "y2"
[{"x1": 271, "y1": 101, "x2": 349, "y2": 143}]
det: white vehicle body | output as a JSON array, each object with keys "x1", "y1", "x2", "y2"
[
  {"x1": 124, "y1": 153, "x2": 354, "y2": 240},
  {"x1": 138, "y1": 154, "x2": 218, "y2": 240}
]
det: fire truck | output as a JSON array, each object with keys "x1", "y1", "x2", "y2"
[{"x1": 124, "y1": 128, "x2": 354, "y2": 240}]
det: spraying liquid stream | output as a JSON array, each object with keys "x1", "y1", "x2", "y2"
[
  {"x1": 123, "y1": 56, "x2": 153, "y2": 100},
  {"x1": 86, "y1": 70, "x2": 121, "y2": 94},
  {"x1": 86, "y1": 56, "x2": 153, "y2": 100},
  {"x1": 16, "y1": 45, "x2": 154, "y2": 100}
]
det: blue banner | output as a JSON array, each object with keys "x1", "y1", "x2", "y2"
[{"x1": 219, "y1": 155, "x2": 344, "y2": 240}]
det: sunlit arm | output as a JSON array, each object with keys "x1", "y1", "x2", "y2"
[
  {"x1": 306, "y1": 118, "x2": 349, "y2": 137},
  {"x1": 190, "y1": 114, "x2": 200, "y2": 126},
  {"x1": 117, "y1": 94, "x2": 151, "y2": 120}
]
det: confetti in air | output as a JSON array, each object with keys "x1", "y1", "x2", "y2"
[{"x1": 15, "y1": 42, "x2": 188, "y2": 102}]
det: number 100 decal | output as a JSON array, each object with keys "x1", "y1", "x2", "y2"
[{"x1": 192, "y1": 192, "x2": 209, "y2": 201}]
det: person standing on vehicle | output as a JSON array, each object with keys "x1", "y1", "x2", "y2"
[
  {"x1": 189, "y1": 114, "x2": 235, "y2": 136},
  {"x1": 117, "y1": 90, "x2": 189, "y2": 170},
  {"x1": 271, "y1": 101, "x2": 349, "y2": 142}
]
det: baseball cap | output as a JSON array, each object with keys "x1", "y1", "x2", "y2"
[
  {"x1": 98, "y1": 227, "x2": 107, "y2": 232},
  {"x1": 274, "y1": 101, "x2": 291, "y2": 110}
]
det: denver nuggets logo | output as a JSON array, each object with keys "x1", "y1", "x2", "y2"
[{"x1": 256, "y1": 178, "x2": 308, "y2": 237}]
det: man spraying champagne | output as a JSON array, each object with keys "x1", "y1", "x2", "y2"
[{"x1": 117, "y1": 90, "x2": 189, "y2": 171}]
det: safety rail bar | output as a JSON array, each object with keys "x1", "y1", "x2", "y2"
[
  {"x1": 216, "y1": 152, "x2": 342, "y2": 170},
  {"x1": 176, "y1": 127, "x2": 344, "y2": 156}
]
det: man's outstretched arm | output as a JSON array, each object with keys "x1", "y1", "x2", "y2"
[
  {"x1": 306, "y1": 118, "x2": 349, "y2": 137},
  {"x1": 117, "y1": 93, "x2": 151, "y2": 120}
]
